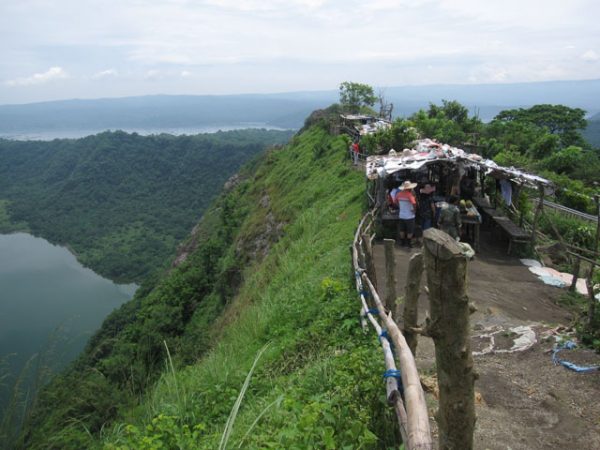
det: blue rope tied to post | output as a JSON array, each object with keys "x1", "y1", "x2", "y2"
[
  {"x1": 379, "y1": 329, "x2": 396, "y2": 354},
  {"x1": 362, "y1": 308, "x2": 378, "y2": 317},
  {"x1": 360, "y1": 290, "x2": 370, "y2": 299},
  {"x1": 383, "y1": 369, "x2": 404, "y2": 394},
  {"x1": 378, "y1": 329, "x2": 390, "y2": 341}
]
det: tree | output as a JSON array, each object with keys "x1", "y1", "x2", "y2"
[
  {"x1": 339, "y1": 82, "x2": 376, "y2": 113},
  {"x1": 494, "y1": 104, "x2": 587, "y2": 147}
]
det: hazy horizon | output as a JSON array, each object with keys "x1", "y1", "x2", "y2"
[{"x1": 2, "y1": 1, "x2": 599, "y2": 104}]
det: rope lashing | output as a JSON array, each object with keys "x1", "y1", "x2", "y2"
[
  {"x1": 383, "y1": 369, "x2": 404, "y2": 394},
  {"x1": 362, "y1": 307, "x2": 379, "y2": 316},
  {"x1": 359, "y1": 289, "x2": 370, "y2": 298},
  {"x1": 379, "y1": 329, "x2": 396, "y2": 354}
]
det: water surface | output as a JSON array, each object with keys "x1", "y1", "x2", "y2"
[{"x1": 0, "y1": 233, "x2": 134, "y2": 408}]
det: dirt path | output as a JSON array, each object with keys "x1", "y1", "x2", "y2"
[{"x1": 372, "y1": 231, "x2": 600, "y2": 449}]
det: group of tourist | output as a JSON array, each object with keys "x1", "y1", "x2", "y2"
[{"x1": 388, "y1": 179, "x2": 464, "y2": 247}]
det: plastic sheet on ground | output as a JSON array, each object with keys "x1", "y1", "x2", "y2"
[
  {"x1": 522, "y1": 260, "x2": 591, "y2": 296},
  {"x1": 473, "y1": 325, "x2": 537, "y2": 356}
]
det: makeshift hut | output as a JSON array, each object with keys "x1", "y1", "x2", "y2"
[
  {"x1": 365, "y1": 138, "x2": 553, "y2": 254},
  {"x1": 340, "y1": 114, "x2": 392, "y2": 139}
]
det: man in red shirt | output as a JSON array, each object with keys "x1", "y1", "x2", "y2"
[
  {"x1": 395, "y1": 180, "x2": 417, "y2": 247},
  {"x1": 351, "y1": 141, "x2": 360, "y2": 165}
]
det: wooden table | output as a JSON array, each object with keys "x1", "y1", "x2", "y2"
[
  {"x1": 492, "y1": 216, "x2": 531, "y2": 255},
  {"x1": 461, "y1": 211, "x2": 481, "y2": 252}
]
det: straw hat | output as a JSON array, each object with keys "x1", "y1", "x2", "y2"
[{"x1": 400, "y1": 180, "x2": 417, "y2": 191}]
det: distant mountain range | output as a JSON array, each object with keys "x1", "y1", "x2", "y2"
[{"x1": 1, "y1": 79, "x2": 599, "y2": 137}]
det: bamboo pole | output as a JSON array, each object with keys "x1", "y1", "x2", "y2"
[
  {"x1": 384, "y1": 239, "x2": 397, "y2": 313},
  {"x1": 358, "y1": 290, "x2": 408, "y2": 443},
  {"x1": 362, "y1": 274, "x2": 433, "y2": 450},
  {"x1": 422, "y1": 228, "x2": 476, "y2": 450},
  {"x1": 353, "y1": 237, "x2": 409, "y2": 444},
  {"x1": 404, "y1": 252, "x2": 424, "y2": 356}
]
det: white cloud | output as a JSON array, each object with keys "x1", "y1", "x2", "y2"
[
  {"x1": 5, "y1": 67, "x2": 68, "y2": 87},
  {"x1": 581, "y1": 50, "x2": 599, "y2": 62},
  {"x1": 92, "y1": 68, "x2": 118, "y2": 79},
  {"x1": 144, "y1": 69, "x2": 161, "y2": 80},
  {"x1": 180, "y1": 70, "x2": 191, "y2": 77}
]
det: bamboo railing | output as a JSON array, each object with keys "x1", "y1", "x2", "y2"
[{"x1": 352, "y1": 209, "x2": 433, "y2": 450}]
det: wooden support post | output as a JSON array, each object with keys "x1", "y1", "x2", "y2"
[
  {"x1": 404, "y1": 252, "x2": 424, "y2": 356},
  {"x1": 384, "y1": 239, "x2": 397, "y2": 314},
  {"x1": 531, "y1": 184, "x2": 544, "y2": 249},
  {"x1": 362, "y1": 233, "x2": 378, "y2": 290},
  {"x1": 586, "y1": 267, "x2": 597, "y2": 331},
  {"x1": 422, "y1": 228, "x2": 476, "y2": 450},
  {"x1": 570, "y1": 257, "x2": 581, "y2": 293}
]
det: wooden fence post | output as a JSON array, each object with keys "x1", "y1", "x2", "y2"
[
  {"x1": 404, "y1": 252, "x2": 424, "y2": 356},
  {"x1": 384, "y1": 239, "x2": 397, "y2": 313},
  {"x1": 362, "y1": 233, "x2": 378, "y2": 290},
  {"x1": 587, "y1": 267, "x2": 597, "y2": 331},
  {"x1": 530, "y1": 184, "x2": 544, "y2": 249},
  {"x1": 423, "y1": 228, "x2": 476, "y2": 450},
  {"x1": 570, "y1": 257, "x2": 581, "y2": 293}
]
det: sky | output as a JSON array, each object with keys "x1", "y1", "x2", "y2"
[{"x1": 1, "y1": 0, "x2": 599, "y2": 104}]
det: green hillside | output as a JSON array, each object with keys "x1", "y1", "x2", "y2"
[
  {"x1": 16, "y1": 124, "x2": 398, "y2": 449},
  {"x1": 0, "y1": 129, "x2": 292, "y2": 282}
]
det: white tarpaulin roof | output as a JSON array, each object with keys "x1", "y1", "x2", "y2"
[{"x1": 365, "y1": 138, "x2": 552, "y2": 187}]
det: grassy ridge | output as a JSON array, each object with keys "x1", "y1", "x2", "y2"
[
  {"x1": 19, "y1": 126, "x2": 399, "y2": 448},
  {"x1": 104, "y1": 126, "x2": 398, "y2": 448}
]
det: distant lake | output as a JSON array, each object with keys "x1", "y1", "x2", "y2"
[
  {"x1": 0, "y1": 123, "x2": 288, "y2": 141},
  {"x1": 0, "y1": 233, "x2": 135, "y2": 411}
]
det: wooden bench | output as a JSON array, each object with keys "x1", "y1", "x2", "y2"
[{"x1": 491, "y1": 216, "x2": 531, "y2": 255}]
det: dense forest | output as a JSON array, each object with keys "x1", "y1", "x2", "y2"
[{"x1": 0, "y1": 129, "x2": 293, "y2": 282}]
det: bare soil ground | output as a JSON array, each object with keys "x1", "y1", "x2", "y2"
[{"x1": 372, "y1": 229, "x2": 600, "y2": 450}]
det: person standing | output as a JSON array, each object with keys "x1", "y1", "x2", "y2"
[
  {"x1": 395, "y1": 180, "x2": 417, "y2": 247},
  {"x1": 419, "y1": 183, "x2": 436, "y2": 231},
  {"x1": 351, "y1": 141, "x2": 360, "y2": 165},
  {"x1": 438, "y1": 195, "x2": 462, "y2": 239}
]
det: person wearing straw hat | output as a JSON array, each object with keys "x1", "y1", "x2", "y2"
[{"x1": 395, "y1": 180, "x2": 417, "y2": 247}]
